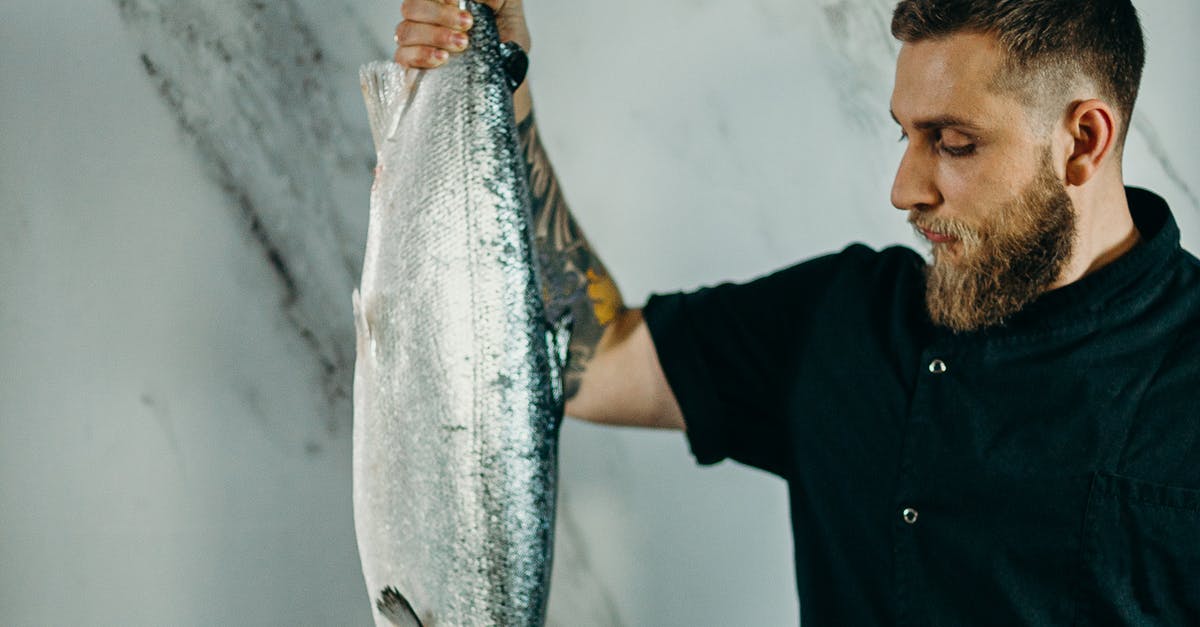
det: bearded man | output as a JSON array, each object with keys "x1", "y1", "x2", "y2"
[{"x1": 394, "y1": 0, "x2": 1200, "y2": 623}]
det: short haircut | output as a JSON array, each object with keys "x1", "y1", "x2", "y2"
[{"x1": 891, "y1": 0, "x2": 1145, "y2": 146}]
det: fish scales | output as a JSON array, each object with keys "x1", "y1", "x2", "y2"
[{"x1": 351, "y1": 2, "x2": 566, "y2": 626}]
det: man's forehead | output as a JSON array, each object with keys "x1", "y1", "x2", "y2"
[{"x1": 890, "y1": 32, "x2": 1016, "y2": 130}]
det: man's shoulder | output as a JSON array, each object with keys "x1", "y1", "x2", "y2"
[
  {"x1": 1165, "y1": 245, "x2": 1200, "y2": 319},
  {"x1": 828, "y1": 241, "x2": 924, "y2": 268},
  {"x1": 832, "y1": 241, "x2": 924, "y2": 264},
  {"x1": 703, "y1": 242, "x2": 932, "y2": 334},
  {"x1": 1178, "y1": 246, "x2": 1200, "y2": 277},
  {"x1": 1143, "y1": 245, "x2": 1200, "y2": 391},
  {"x1": 1128, "y1": 251, "x2": 1200, "y2": 482},
  {"x1": 648, "y1": 242, "x2": 927, "y2": 334},
  {"x1": 759, "y1": 242, "x2": 925, "y2": 291}
]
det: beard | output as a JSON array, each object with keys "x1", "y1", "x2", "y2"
[{"x1": 912, "y1": 148, "x2": 1077, "y2": 333}]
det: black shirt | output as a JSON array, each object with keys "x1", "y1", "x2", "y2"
[{"x1": 642, "y1": 187, "x2": 1200, "y2": 626}]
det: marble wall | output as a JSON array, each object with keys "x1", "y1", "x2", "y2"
[{"x1": 1, "y1": 0, "x2": 1195, "y2": 625}]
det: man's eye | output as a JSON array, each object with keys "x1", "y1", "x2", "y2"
[{"x1": 940, "y1": 143, "x2": 975, "y2": 157}]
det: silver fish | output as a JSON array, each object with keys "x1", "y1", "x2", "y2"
[{"x1": 350, "y1": 2, "x2": 569, "y2": 626}]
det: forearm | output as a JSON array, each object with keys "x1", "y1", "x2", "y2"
[
  {"x1": 516, "y1": 92, "x2": 627, "y2": 401},
  {"x1": 513, "y1": 81, "x2": 532, "y2": 127}
]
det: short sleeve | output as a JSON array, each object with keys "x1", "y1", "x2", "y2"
[{"x1": 643, "y1": 245, "x2": 879, "y2": 476}]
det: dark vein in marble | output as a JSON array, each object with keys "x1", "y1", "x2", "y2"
[
  {"x1": 1132, "y1": 116, "x2": 1200, "y2": 214},
  {"x1": 136, "y1": 49, "x2": 342, "y2": 410},
  {"x1": 116, "y1": 0, "x2": 379, "y2": 434},
  {"x1": 814, "y1": 0, "x2": 899, "y2": 132},
  {"x1": 140, "y1": 392, "x2": 187, "y2": 477}
]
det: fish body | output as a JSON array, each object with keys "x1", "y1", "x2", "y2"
[{"x1": 350, "y1": 3, "x2": 567, "y2": 625}]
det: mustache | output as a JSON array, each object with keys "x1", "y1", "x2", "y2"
[{"x1": 908, "y1": 212, "x2": 982, "y2": 245}]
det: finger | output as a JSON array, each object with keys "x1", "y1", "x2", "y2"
[
  {"x1": 400, "y1": 0, "x2": 473, "y2": 32},
  {"x1": 394, "y1": 45, "x2": 450, "y2": 69},
  {"x1": 394, "y1": 21, "x2": 469, "y2": 52}
]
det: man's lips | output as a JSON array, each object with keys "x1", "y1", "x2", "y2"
[{"x1": 919, "y1": 227, "x2": 959, "y2": 244}]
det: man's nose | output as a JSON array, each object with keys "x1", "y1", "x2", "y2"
[{"x1": 891, "y1": 144, "x2": 941, "y2": 212}]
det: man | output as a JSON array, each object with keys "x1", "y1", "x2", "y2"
[{"x1": 395, "y1": 0, "x2": 1200, "y2": 624}]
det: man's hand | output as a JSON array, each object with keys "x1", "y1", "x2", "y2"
[{"x1": 394, "y1": 0, "x2": 531, "y2": 69}]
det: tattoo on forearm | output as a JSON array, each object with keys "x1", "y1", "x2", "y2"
[{"x1": 518, "y1": 113, "x2": 624, "y2": 400}]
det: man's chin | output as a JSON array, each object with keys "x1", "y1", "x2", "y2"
[{"x1": 930, "y1": 240, "x2": 968, "y2": 265}]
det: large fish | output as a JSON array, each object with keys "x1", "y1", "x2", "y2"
[{"x1": 349, "y1": 1, "x2": 569, "y2": 626}]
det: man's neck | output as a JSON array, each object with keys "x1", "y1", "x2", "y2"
[{"x1": 1052, "y1": 179, "x2": 1140, "y2": 290}]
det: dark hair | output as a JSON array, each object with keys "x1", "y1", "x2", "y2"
[{"x1": 891, "y1": 0, "x2": 1145, "y2": 144}]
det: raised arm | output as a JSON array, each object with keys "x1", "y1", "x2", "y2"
[
  {"x1": 394, "y1": 0, "x2": 684, "y2": 429},
  {"x1": 511, "y1": 87, "x2": 683, "y2": 429}
]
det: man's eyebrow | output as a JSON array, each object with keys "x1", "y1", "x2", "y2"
[{"x1": 889, "y1": 109, "x2": 983, "y2": 131}]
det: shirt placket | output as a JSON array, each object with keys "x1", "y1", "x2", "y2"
[{"x1": 893, "y1": 342, "x2": 955, "y2": 627}]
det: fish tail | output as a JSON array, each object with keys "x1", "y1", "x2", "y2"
[{"x1": 359, "y1": 62, "x2": 421, "y2": 152}]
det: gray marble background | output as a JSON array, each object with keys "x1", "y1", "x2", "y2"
[{"x1": 1, "y1": 0, "x2": 1196, "y2": 625}]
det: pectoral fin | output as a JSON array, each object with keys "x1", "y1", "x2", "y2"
[
  {"x1": 375, "y1": 586, "x2": 423, "y2": 627},
  {"x1": 546, "y1": 312, "x2": 574, "y2": 421}
]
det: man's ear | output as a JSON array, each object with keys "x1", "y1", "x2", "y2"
[{"x1": 1064, "y1": 98, "x2": 1118, "y2": 187}]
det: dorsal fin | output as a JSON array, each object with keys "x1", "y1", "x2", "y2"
[{"x1": 375, "y1": 586, "x2": 423, "y2": 627}]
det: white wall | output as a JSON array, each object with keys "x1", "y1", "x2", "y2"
[{"x1": 1, "y1": 1, "x2": 1196, "y2": 625}]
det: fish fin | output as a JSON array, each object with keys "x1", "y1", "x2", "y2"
[
  {"x1": 351, "y1": 288, "x2": 368, "y2": 357},
  {"x1": 359, "y1": 61, "x2": 422, "y2": 152},
  {"x1": 375, "y1": 586, "x2": 424, "y2": 627},
  {"x1": 546, "y1": 313, "x2": 574, "y2": 420}
]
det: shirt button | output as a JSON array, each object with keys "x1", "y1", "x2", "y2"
[
  {"x1": 902, "y1": 507, "x2": 919, "y2": 524},
  {"x1": 928, "y1": 359, "x2": 948, "y2": 374}
]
